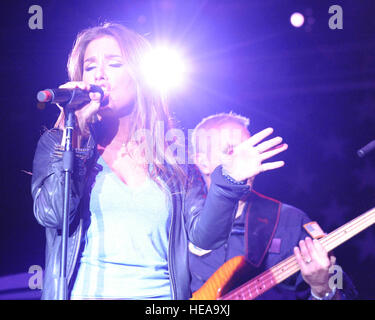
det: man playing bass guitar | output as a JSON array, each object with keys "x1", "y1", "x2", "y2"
[{"x1": 188, "y1": 112, "x2": 357, "y2": 300}]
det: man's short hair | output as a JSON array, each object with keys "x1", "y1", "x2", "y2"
[{"x1": 191, "y1": 112, "x2": 250, "y2": 157}]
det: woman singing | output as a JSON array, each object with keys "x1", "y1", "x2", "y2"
[{"x1": 31, "y1": 23, "x2": 286, "y2": 300}]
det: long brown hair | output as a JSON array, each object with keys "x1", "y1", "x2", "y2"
[{"x1": 55, "y1": 23, "x2": 186, "y2": 189}]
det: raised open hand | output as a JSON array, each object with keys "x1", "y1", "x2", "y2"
[{"x1": 221, "y1": 127, "x2": 288, "y2": 182}]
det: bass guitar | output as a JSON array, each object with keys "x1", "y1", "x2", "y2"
[{"x1": 191, "y1": 206, "x2": 375, "y2": 300}]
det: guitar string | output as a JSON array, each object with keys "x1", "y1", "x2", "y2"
[
  {"x1": 221, "y1": 216, "x2": 371, "y2": 300},
  {"x1": 221, "y1": 208, "x2": 375, "y2": 300},
  {"x1": 224, "y1": 210, "x2": 375, "y2": 300},
  {"x1": 223, "y1": 210, "x2": 375, "y2": 300}
]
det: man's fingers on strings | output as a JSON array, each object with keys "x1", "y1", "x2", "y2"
[
  {"x1": 299, "y1": 239, "x2": 313, "y2": 265},
  {"x1": 311, "y1": 239, "x2": 330, "y2": 266},
  {"x1": 294, "y1": 246, "x2": 308, "y2": 270},
  {"x1": 305, "y1": 237, "x2": 322, "y2": 265}
]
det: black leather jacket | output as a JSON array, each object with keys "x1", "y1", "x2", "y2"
[{"x1": 31, "y1": 128, "x2": 250, "y2": 300}]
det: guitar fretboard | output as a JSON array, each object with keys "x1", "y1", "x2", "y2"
[{"x1": 220, "y1": 206, "x2": 375, "y2": 300}]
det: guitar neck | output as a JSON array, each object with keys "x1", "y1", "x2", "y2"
[{"x1": 220, "y1": 206, "x2": 375, "y2": 300}]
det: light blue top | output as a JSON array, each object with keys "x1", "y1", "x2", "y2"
[{"x1": 71, "y1": 156, "x2": 172, "y2": 299}]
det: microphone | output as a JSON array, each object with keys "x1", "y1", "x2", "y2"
[
  {"x1": 37, "y1": 85, "x2": 104, "y2": 108},
  {"x1": 357, "y1": 139, "x2": 375, "y2": 158}
]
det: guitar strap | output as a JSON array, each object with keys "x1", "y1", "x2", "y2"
[{"x1": 244, "y1": 190, "x2": 282, "y2": 268}]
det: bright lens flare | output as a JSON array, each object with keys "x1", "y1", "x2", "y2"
[
  {"x1": 290, "y1": 12, "x2": 305, "y2": 28},
  {"x1": 141, "y1": 46, "x2": 188, "y2": 93}
]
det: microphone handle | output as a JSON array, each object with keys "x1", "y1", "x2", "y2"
[
  {"x1": 357, "y1": 140, "x2": 375, "y2": 158},
  {"x1": 37, "y1": 85, "x2": 104, "y2": 108}
]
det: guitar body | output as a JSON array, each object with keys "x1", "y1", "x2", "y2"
[{"x1": 191, "y1": 256, "x2": 250, "y2": 300}]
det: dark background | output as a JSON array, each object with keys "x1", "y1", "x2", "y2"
[{"x1": 1, "y1": 0, "x2": 375, "y2": 299}]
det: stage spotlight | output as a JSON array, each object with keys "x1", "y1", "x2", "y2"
[
  {"x1": 140, "y1": 46, "x2": 189, "y2": 93},
  {"x1": 290, "y1": 12, "x2": 305, "y2": 28}
]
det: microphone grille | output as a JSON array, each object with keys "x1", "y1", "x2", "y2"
[{"x1": 37, "y1": 90, "x2": 53, "y2": 102}]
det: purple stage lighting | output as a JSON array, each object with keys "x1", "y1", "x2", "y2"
[
  {"x1": 140, "y1": 45, "x2": 189, "y2": 94},
  {"x1": 290, "y1": 12, "x2": 305, "y2": 28}
]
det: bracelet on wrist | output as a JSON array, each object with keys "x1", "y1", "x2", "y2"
[
  {"x1": 310, "y1": 286, "x2": 337, "y2": 300},
  {"x1": 221, "y1": 167, "x2": 247, "y2": 185}
]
